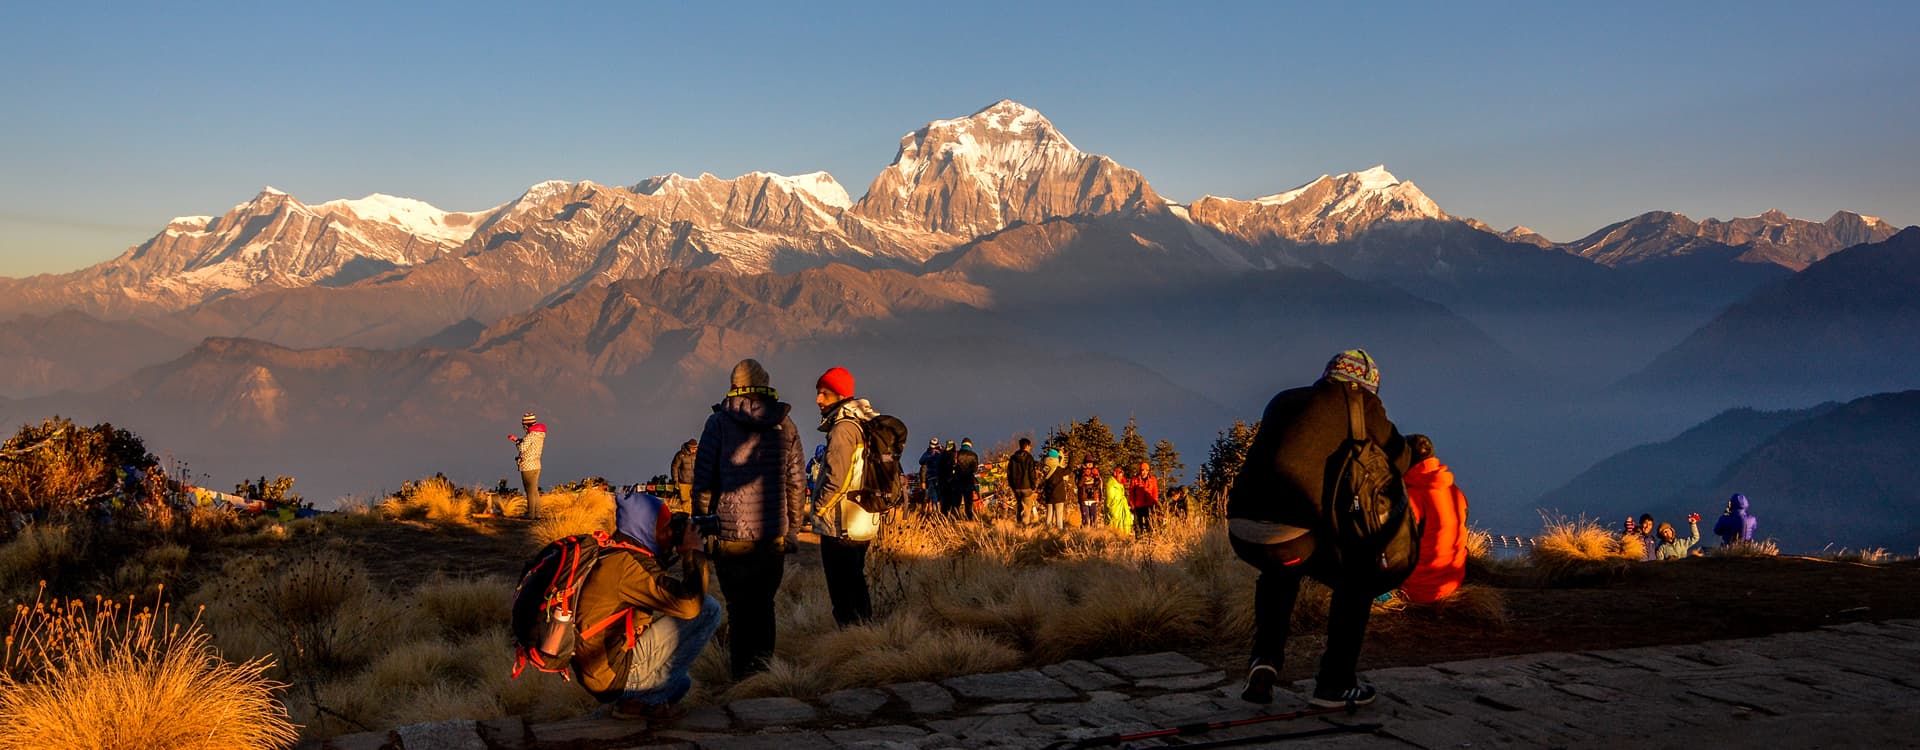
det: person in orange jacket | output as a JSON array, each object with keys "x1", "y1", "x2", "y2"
[
  {"x1": 1400, "y1": 435, "x2": 1467, "y2": 604},
  {"x1": 1127, "y1": 461, "x2": 1160, "y2": 539}
]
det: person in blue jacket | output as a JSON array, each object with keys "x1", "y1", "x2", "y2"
[{"x1": 1713, "y1": 493, "x2": 1758, "y2": 546}]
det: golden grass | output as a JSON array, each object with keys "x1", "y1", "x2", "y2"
[
  {"x1": 1818, "y1": 545, "x2": 1892, "y2": 563},
  {"x1": 1527, "y1": 515, "x2": 1637, "y2": 586},
  {"x1": 530, "y1": 488, "x2": 614, "y2": 546},
  {"x1": 378, "y1": 477, "x2": 476, "y2": 526},
  {"x1": 0, "y1": 525, "x2": 75, "y2": 599},
  {"x1": 0, "y1": 591, "x2": 296, "y2": 750},
  {"x1": 415, "y1": 576, "x2": 512, "y2": 639}
]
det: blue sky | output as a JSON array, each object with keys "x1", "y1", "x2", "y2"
[{"x1": 2, "y1": 1, "x2": 1915, "y2": 275}]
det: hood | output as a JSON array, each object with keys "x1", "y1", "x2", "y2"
[
  {"x1": 818, "y1": 397, "x2": 878, "y2": 431},
  {"x1": 525, "y1": 423, "x2": 547, "y2": 433},
  {"x1": 1406, "y1": 457, "x2": 1453, "y2": 484},
  {"x1": 681, "y1": 440, "x2": 697, "y2": 451},
  {"x1": 1728, "y1": 493, "x2": 1750, "y2": 514},
  {"x1": 614, "y1": 489, "x2": 669, "y2": 554},
  {"x1": 717, "y1": 393, "x2": 791, "y2": 429}
]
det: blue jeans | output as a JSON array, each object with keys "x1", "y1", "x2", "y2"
[{"x1": 620, "y1": 595, "x2": 722, "y2": 705}]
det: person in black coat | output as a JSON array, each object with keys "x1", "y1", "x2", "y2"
[
  {"x1": 1226, "y1": 350, "x2": 1409, "y2": 709},
  {"x1": 1006, "y1": 438, "x2": 1038, "y2": 525},
  {"x1": 948, "y1": 439, "x2": 980, "y2": 520},
  {"x1": 691, "y1": 359, "x2": 806, "y2": 680}
]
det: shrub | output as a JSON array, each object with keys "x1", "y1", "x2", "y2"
[
  {"x1": 415, "y1": 576, "x2": 512, "y2": 639},
  {"x1": 1819, "y1": 545, "x2": 1892, "y2": 563},
  {"x1": 0, "y1": 591, "x2": 296, "y2": 750},
  {"x1": 0, "y1": 525, "x2": 77, "y2": 600},
  {"x1": 1528, "y1": 515, "x2": 1636, "y2": 586},
  {"x1": 1706, "y1": 539, "x2": 1780, "y2": 558},
  {"x1": 378, "y1": 477, "x2": 475, "y2": 525},
  {"x1": 529, "y1": 488, "x2": 614, "y2": 546},
  {"x1": 0, "y1": 417, "x2": 160, "y2": 519}
]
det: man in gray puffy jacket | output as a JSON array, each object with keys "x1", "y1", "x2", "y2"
[
  {"x1": 692, "y1": 359, "x2": 807, "y2": 679},
  {"x1": 670, "y1": 439, "x2": 698, "y2": 513}
]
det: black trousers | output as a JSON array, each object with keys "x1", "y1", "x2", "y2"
[
  {"x1": 820, "y1": 536, "x2": 873, "y2": 627},
  {"x1": 713, "y1": 538, "x2": 786, "y2": 680},
  {"x1": 1230, "y1": 533, "x2": 1374, "y2": 691}
]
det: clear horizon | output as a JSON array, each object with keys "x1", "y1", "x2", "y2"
[{"x1": 3, "y1": 0, "x2": 1916, "y2": 276}]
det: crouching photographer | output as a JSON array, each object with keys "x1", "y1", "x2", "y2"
[{"x1": 692, "y1": 358, "x2": 810, "y2": 680}]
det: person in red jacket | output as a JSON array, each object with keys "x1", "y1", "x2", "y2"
[
  {"x1": 1127, "y1": 461, "x2": 1160, "y2": 538},
  {"x1": 1400, "y1": 435, "x2": 1468, "y2": 604}
]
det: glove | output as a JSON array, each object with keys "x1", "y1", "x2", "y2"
[{"x1": 1688, "y1": 512, "x2": 1701, "y2": 524}]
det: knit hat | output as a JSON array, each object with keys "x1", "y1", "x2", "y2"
[
  {"x1": 1323, "y1": 349, "x2": 1381, "y2": 394},
  {"x1": 1044, "y1": 447, "x2": 1061, "y2": 460},
  {"x1": 730, "y1": 358, "x2": 771, "y2": 389},
  {"x1": 521, "y1": 412, "x2": 537, "y2": 426},
  {"x1": 961, "y1": 438, "x2": 973, "y2": 449},
  {"x1": 816, "y1": 366, "x2": 855, "y2": 398},
  {"x1": 1408, "y1": 434, "x2": 1434, "y2": 462}
]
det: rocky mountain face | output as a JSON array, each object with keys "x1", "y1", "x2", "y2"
[
  {"x1": 0, "y1": 188, "x2": 491, "y2": 321},
  {"x1": 1566, "y1": 209, "x2": 1898, "y2": 270},
  {"x1": 1187, "y1": 166, "x2": 1447, "y2": 247}
]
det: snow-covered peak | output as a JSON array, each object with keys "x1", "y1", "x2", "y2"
[
  {"x1": 751, "y1": 171, "x2": 852, "y2": 210},
  {"x1": 1254, "y1": 166, "x2": 1404, "y2": 205},
  {"x1": 1348, "y1": 165, "x2": 1400, "y2": 191},
  {"x1": 318, "y1": 193, "x2": 476, "y2": 245},
  {"x1": 886, "y1": 100, "x2": 1081, "y2": 176}
]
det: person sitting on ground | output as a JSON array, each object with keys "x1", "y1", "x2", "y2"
[
  {"x1": 569, "y1": 490, "x2": 720, "y2": 721},
  {"x1": 1655, "y1": 515, "x2": 1702, "y2": 560},
  {"x1": 1713, "y1": 493, "x2": 1758, "y2": 546},
  {"x1": 1401, "y1": 434, "x2": 1468, "y2": 604}
]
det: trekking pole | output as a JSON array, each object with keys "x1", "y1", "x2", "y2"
[{"x1": 1041, "y1": 703, "x2": 1358, "y2": 750}]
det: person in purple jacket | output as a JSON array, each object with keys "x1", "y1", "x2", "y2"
[{"x1": 1713, "y1": 493, "x2": 1758, "y2": 546}]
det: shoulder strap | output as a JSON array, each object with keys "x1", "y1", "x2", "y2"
[{"x1": 1345, "y1": 385, "x2": 1367, "y2": 442}]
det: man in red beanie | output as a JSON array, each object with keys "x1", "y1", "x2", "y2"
[{"x1": 810, "y1": 366, "x2": 881, "y2": 626}]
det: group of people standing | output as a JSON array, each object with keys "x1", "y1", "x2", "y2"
[
  {"x1": 1626, "y1": 493, "x2": 1761, "y2": 560},
  {"x1": 918, "y1": 436, "x2": 1167, "y2": 536}
]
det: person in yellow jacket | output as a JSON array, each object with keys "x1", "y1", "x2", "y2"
[{"x1": 1103, "y1": 465, "x2": 1132, "y2": 535}]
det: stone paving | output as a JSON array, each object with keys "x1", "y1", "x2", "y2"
[{"x1": 316, "y1": 619, "x2": 1920, "y2": 749}]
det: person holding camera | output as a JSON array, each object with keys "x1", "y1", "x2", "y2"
[
  {"x1": 571, "y1": 489, "x2": 719, "y2": 721},
  {"x1": 1656, "y1": 513, "x2": 1703, "y2": 560},
  {"x1": 692, "y1": 359, "x2": 808, "y2": 679},
  {"x1": 811, "y1": 366, "x2": 881, "y2": 627}
]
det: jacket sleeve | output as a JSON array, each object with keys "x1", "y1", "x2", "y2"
[
  {"x1": 691, "y1": 417, "x2": 720, "y2": 514},
  {"x1": 814, "y1": 420, "x2": 862, "y2": 512},
  {"x1": 781, "y1": 416, "x2": 807, "y2": 536},
  {"x1": 616, "y1": 553, "x2": 708, "y2": 621}
]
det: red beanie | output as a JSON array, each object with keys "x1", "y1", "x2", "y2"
[{"x1": 816, "y1": 367, "x2": 855, "y2": 398}]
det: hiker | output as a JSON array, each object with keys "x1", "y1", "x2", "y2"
[
  {"x1": 1104, "y1": 465, "x2": 1132, "y2": 534},
  {"x1": 1713, "y1": 493, "x2": 1758, "y2": 546},
  {"x1": 691, "y1": 359, "x2": 807, "y2": 679},
  {"x1": 1656, "y1": 515, "x2": 1702, "y2": 560},
  {"x1": 1166, "y1": 486, "x2": 1190, "y2": 517},
  {"x1": 1626, "y1": 514, "x2": 1659, "y2": 561},
  {"x1": 1127, "y1": 461, "x2": 1160, "y2": 538},
  {"x1": 811, "y1": 366, "x2": 881, "y2": 626},
  {"x1": 936, "y1": 441, "x2": 959, "y2": 517},
  {"x1": 570, "y1": 489, "x2": 720, "y2": 721},
  {"x1": 949, "y1": 439, "x2": 981, "y2": 521},
  {"x1": 1039, "y1": 448, "x2": 1074, "y2": 527},
  {"x1": 1077, "y1": 456, "x2": 1103, "y2": 527},
  {"x1": 918, "y1": 439, "x2": 943, "y2": 516},
  {"x1": 1226, "y1": 349, "x2": 1412, "y2": 708},
  {"x1": 511, "y1": 412, "x2": 546, "y2": 518},
  {"x1": 1007, "y1": 437, "x2": 1038, "y2": 525},
  {"x1": 1401, "y1": 435, "x2": 1468, "y2": 604},
  {"x1": 669, "y1": 439, "x2": 698, "y2": 513}
]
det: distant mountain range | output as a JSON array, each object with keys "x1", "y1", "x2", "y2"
[
  {"x1": 0, "y1": 100, "x2": 1914, "y2": 522},
  {"x1": 1539, "y1": 390, "x2": 1920, "y2": 552}
]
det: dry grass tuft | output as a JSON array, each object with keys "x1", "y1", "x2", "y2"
[
  {"x1": 379, "y1": 477, "x2": 476, "y2": 525},
  {"x1": 1818, "y1": 545, "x2": 1892, "y2": 563},
  {"x1": 0, "y1": 591, "x2": 296, "y2": 750},
  {"x1": 0, "y1": 525, "x2": 76, "y2": 598},
  {"x1": 530, "y1": 488, "x2": 614, "y2": 546},
  {"x1": 1528, "y1": 515, "x2": 1637, "y2": 587},
  {"x1": 1707, "y1": 539, "x2": 1781, "y2": 558},
  {"x1": 416, "y1": 576, "x2": 512, "y2": 639},
  {"x1": 1384, "y1": 585, "x2": 1510, "y2": 631}
]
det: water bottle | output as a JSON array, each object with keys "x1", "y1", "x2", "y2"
[{"x1": 538, "y1": 609, "x2": 573, "y2": 656}]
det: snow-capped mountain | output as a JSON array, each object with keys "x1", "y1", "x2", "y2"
[
  {"x1": 1185, "y1": 166, "x2": 1447, "y2": 246},
  {"x1": 850, "y1": 100, "x2": 1164, "y2": 238},
  {"x1": 1565, "y1": 209, "x2": 1898, "y2": 270}
]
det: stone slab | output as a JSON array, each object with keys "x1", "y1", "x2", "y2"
[
  {"x1": 530, "y1": 717, "x2": 650, "y2": 746},
  {"x1": 1094, "y1": 651, "x2": 1211, "y2": 679},
  {"x1": 1041, "y1": 659, "x2": 1128, "y2": 691},
  {"x1": 661, "y1": 731, "x2": 834, "y2": 750},
  {"x1": 324, "y1": 731, "x2": 400, "y2": 750},
  {"x1": 823, "y1": 724, "x2": 930, "y2": 745},
  {"x1": 941, "y1": 669, "x2": 1078, "y2": 702},
  {"x1": 970, "y1": 702, "x2": 1032, "y2": 715},
  {"x1": 1135, "y1": 669, "x2": 1227, "y2": 691},
  {"x1": 822, "y1": 687, "x2": 892, "y2": 717},
  {"x1": 677, "y1": 705, "x2": 734, "y2": 732},
  {"x1": 886, "y1": 681, "x2": 956, "y2": 714},
  {"x1": 395, "y1": 720, "x2": 487, "y2": 750},
  {"x1": 477, "y1": 717, "x2": 530, "y2": 750},
  {"x1": 728, "y1": 696, "x2": 818, "y2": 726},
  {"x1": 923, "y1": 712, "x2": 1039, "y2": 739}
]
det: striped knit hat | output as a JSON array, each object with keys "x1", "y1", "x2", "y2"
[
  {"x1": 521, "y1": 412, "x2": 538, "y2": 426},
  {"x1": 1323, "y1": 349, "x2": 1380, "y2": 394}
]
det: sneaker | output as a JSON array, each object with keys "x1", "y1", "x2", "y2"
[
  {"x1": 1309, "y1": 683, "x2": 1377, "y2": 708},
  {"x1": 1240, "y1": 659, "x2": 1279, "y2": 704}
]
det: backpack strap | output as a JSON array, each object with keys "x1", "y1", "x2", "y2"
[{"x1": 1345, "y1": 385, "x2": 1368, "y2": 443}]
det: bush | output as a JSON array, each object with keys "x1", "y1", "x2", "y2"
[
  {"x1": 379, "y1": 477, "x2": 475, "y2": 525},
  {"x1": 1706, "y1": 539, "x2": 1781, "y2": 558},
  {"x1": 1528, "y1": 515, "x2": 1637, "y2": 586},
  {"x1": 0, "y1": 417, "x2": 160, "y2": 519},
  {"x1": 0, "y1": 591, "x2": 296, "y2": 750}
]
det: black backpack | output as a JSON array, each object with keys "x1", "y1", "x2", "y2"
[
  {"x1": 853, "y1": 414, "x2": 910, "y2": 513},
  {"x1": 1324, "y1": 385, "x2": 1421, "y2": 596},
  {"x1": 509, "y1": 531, "x2": 646, "y2": 681}
]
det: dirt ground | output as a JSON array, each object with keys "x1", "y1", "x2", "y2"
[{"x1": 259, "y1": 518, "x2": 1920, "y2": 685}]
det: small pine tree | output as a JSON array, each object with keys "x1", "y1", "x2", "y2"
[
  {"x1": 1149, "y1": 439, "x2": 1185, "y2": 488},
  {"x1": 1118, "y1": 416, "x2": 1149, "y2": 471},
  {"x1": 1197, "y1": 419, "x2": 1260, "y2": 508}
]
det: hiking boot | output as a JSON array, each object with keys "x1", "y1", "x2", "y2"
[
  {"x1": 1309, "y1": 683, "x2": 1376, "y2": 708},
  {"x1": 1240, "y1": 658, "x2": 1279, "y2": 704}
]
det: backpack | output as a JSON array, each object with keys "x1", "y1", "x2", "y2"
[
  {"x1": 853, "y1": 414, "x2": 910, "y2": 513},
  {"x1": 509, "y1": 531, "x2": 645, "y2": 680},
  {"x1": 1323, "y1": 385, "x2": 1421, "y2": 596}
]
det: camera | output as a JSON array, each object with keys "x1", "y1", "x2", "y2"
[{"x1": 669, "y1": 511, "x2": 722, "y2": 537}]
